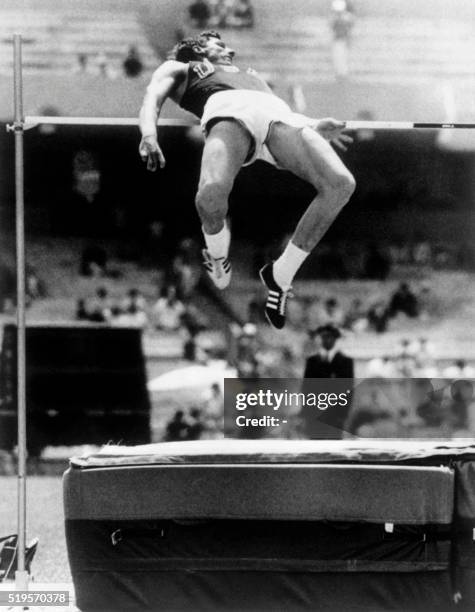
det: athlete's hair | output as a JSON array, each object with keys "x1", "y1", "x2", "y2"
[
  {"x1": 170, "y1": 30, "x2": 222, "y2": 63},
  {"x1": 199, "y1": 30, "x2": 221, "y2": 40}
]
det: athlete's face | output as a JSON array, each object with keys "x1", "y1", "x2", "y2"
[{"x1": 201, "y1": 38, "x2": 235, "y2": 65}]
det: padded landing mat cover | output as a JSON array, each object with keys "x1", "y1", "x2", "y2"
[
  {"x1": 70, "y1": 439, "x2": 475, "y2": 467},
  {"x1": 63, "y1": 462, "x2": 453, "y2": 524},
  {"x1": 65, "y1": 440, "x2": 456, "y2": 524}
]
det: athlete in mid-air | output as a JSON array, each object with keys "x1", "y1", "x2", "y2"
[{"x1": 139, "y1": 30, "x2": 355, "y2": 329}]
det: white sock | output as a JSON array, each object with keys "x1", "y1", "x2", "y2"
[
  {"x1": 272, "y1": 241, "x2": 309, "y2": 289},
  {"x1": 203, "y1": 223, "x2": 230, "y2": 259}
]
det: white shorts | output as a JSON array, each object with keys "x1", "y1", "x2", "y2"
[{"x1": 201, "y1": 90, "x2": 310, "y2": 167}]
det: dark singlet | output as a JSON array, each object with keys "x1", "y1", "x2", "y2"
[{"x1": 179, "y1": 60, "x2": 270, "y2": 118}]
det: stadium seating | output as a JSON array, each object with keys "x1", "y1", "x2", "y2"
[{"x1": 1, "y1": 0, "x2": 474, "y2": 86}]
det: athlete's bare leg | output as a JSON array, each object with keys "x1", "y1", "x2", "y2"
[
  {"x1": 266, "y1": 122, "x2": 355, "y2": 254},
  {"x1": 196, "y1": 119, "x2": 251, "y2": 288},
  {"x1": 260, "y1": 122, "x2": 355, "y2": 328},
  {"x1": 196, "y1": 119, "x2": 251, "y2": 234}
]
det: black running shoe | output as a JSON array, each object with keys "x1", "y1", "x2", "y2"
[{"x1": 259, "y1": 263, "x2": 293, "y2": 330}]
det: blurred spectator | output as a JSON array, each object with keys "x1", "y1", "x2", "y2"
[
  {"x1": 344, "y1": 298, "x2": 368, "y2": 333},
  {"x1": 418, "y1": 284, "x2": 438, "y2": 320},
  {"x1": 202, "y1": 383, "x2": 223, "y2": 419},
  {"x1": 151, "y1": 285, "x2": 186, "y2": 331},
  {"x1": 80, "y1": 245, "x2": 108, "y2": 277},
  {"x1": 0, "y1": 264, "x2": 15, "y2": 313},
  {"x1": 183, "y1": 326, "x2": 208, "y2": 363},
  {"x1": 121, "y1": 288, "x2": 147, "y2": 313},
  {"x1": 413, "y1": 240, "x2": 432, "y2": 267},
  {"x1": 188, "y1": 0, "x2": 212, "y2": 28},
  {"x1": 442, "y1": 359, "x2": 475, "y2": 379},
  {"x1": 170, "y1": 253, "x2": 200, "y2": 299},
  {"x1": 112, "y1": 303, "x2": 149, "y2": 328},
  {"x1": 183, "y1": 327, "x2": 198, "y2": 361},
  {"x1": 187, "y1": 407, "x2": 205, "y2": 440},
  {"x1": 95, "y1": 52, "x2": 117, "y2": 79},
  {"x1": 236, "y1": 323, "x2": 261, "y2": 377},
  {"x1": 76, "y1": 299, "x2": 90, "y2": 321},
  {"x1": 209, "y1": 0, "x2": 234, "y2": 27},
  {"x1": 228, "y1": 0, "x2": 254, "y2": 28},
  {"x1": 366, "y1": 355, "x2": 396, "y2": 378},
  {"x1": 320, "y1": 297, "x2": 345, "y2": 327},
  {"x1": 363, "y1": 243, "x2": 391, "y2": 280},
  {"x1": 447, "y1": 379, "x2": 473, "y2": 430},
  {"x1": 25, "y1": 266, "x2": 46, "y2": 306},
  {"x1": 165, "y1": 410, "x2": 191, "y2": 441},
  {"x1": 394, "y1": 338, "x2": 416, "y2": 377},
  {"x1": 122, "y1": 45, "x2": 144, "y2": 78},
  {"x1": 330, "y1": 0, "x2": 355, "y2": 79},
  {"x1": 73, "y1": 53, "x2": 94, "y2": 75},
  {"x1": 413, "y1": 337, "x2": 438, "y2": 377},
  {"x1": 73, "y1": 149, "x2": 101, "y2": 204},
  {"x1": 88, "y1": 287, "x2": 112, "y2": 323},
  {"x1": 367, "y1": 300, "x2": 389, "y2": 333},
  {"x1": 387, "y1": 282, "x2": 419, "y2": 319}
]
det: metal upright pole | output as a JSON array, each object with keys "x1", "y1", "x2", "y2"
[{"x1": 12, "y1": 32, "x2": 29, "y2": 591}]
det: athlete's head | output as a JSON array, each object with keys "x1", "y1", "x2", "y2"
[{"x1": 172, "y1": 31, "x2": 235, "y2": 65}]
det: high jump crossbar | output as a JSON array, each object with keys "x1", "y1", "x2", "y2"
[{"x1": 21, "y1": 117, "x2": 475, "y2": 130}]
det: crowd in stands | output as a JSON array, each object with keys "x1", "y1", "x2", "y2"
[
  {"x1": 348, "y1": 373, "x2": 475, "y2": 439},
  {"x1": 188, "y1": 0, "x2": 254, "y2": 30},
  {"x1": 264, "y1": 239, "x2": 475, "y2": 282},
  {"x1": 247, "y1": 280, "x2": 436, "y2": 337},
  {"x1": 0, "y1": 264, "x2": 46, "y2": 315},
  {"x1": 76, "y1": 283, "x2": 208, "y2": 333},
  {"x1": 163, "y1": 383, "x2": 223, "y2": 441},
  {"x1": 73, "y1": 45, "x2": 144, "y2": 79}
]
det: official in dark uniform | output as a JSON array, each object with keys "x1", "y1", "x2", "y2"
[{"x1": 301, "y1": 324, "x2": 354, "y2": 438}]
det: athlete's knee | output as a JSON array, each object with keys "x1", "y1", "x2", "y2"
[
  {"x1": 195, "y1": 179, "x2": 230, "y2": 218},
  {"x1": 336, "y1": 171, "x2": 356, "y2": 200},
  {"x1": 319, "y1": 169, "x2": 356, "y2": 203}
]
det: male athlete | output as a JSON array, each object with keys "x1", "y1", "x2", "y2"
[{"x1": 139, "y1": 31, "x2": 355, "y2": 329}]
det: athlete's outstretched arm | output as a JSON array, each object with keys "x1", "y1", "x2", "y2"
[{"x1": 139, "y1": 61, "x2": 187, "y2": 171}]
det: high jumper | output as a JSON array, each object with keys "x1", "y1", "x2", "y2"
[{"x1": 138, "y1": 29, "x2": 356, "y2": 329}]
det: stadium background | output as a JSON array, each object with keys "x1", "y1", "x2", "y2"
[{"x1": 1, "y1": 0, "x2": 475, "y2": 449}]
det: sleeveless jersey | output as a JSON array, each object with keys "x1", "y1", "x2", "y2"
[{"x1": 179, "y1": 60, "x2": 270, "y2": 118}]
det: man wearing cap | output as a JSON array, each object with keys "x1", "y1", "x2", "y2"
[{"x1": 301, "y1": 324, "x2": 354, "y2": 438}]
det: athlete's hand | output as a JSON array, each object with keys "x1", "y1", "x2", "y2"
[
  {"x1": 139, "y1": 134, "x2": 166, "y2": 171},
  {"x1": 315, "y1": 118, "x2": 354, "y2": 151}
]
